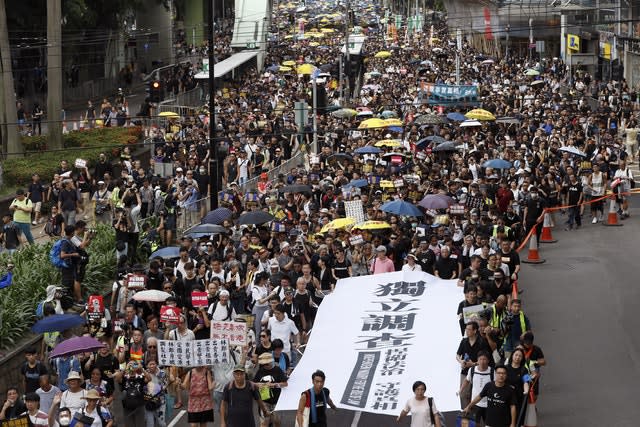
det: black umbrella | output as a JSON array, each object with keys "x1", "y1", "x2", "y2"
[
  {"x1": 280, "y1": 184, "x2": 313, "y2": 193},
  {"x1": 432, "y1": 141, "x2": 459, "y2": 152},
  {"x1": 187, "y1": 223, "x2": 227, "y2": 235},
  {"x1": 238, "y1": 211, "x2": 275, "y2": 225},
  {"x1": 426, "y1": 135, "x2": 447, "y2": 144},
  {"x1": 202, "y1": 207, "x2": 233, "y2": 225},
  {"x1": 327, "y1": 153, "x2": 354, "y2": 163}
]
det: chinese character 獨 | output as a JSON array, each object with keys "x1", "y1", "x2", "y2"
[{"x1": 376, "y1": 281, "x2": 426, "y2": 297}]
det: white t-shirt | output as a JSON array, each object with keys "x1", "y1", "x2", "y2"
[
  {"x1": 466, "y1": 366, "x2": 494, "y2": 408},
  {"x1": 36, "y1": 385, "x2": 61, "y2": 414},
  {"x1": 207, "y1": 301, "x2": 237, "y2": 321},
  {"x1": 267, "y1": 316, "x2": 299, "y2": 354},
  {"x1": 403, "y1": 396, "x2": 439, "y2": 427},
  {"x1": 60, "y1": 388, "x2": 86, "y2": 416}
]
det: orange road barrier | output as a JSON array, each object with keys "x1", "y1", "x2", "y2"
[
  {"x1": 539, "y1": 212, "x2": 557, "y2": 243},
  {"x1": 603, "y1": 195, "x2": 623, "y2": 227},
  {"x1": 521, "y1": 225, "x2": 545, "y2": 264},
  {"x1": 511, "y1": 280, "x2": 518, "y2": 301}
]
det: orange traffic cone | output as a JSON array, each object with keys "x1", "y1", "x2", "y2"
[
  {"x1": 539, "y1": 212, "x2": 557, "y2": 243},
  {"x1": 603, "y1": 195, "x2": 623, "y2": 227},
  {"x1": 522, "y1": 225, "x2": 545, "y2": 264},
  {"x1": 511, "y1": 280, "x2": 519, "y2": 300}
]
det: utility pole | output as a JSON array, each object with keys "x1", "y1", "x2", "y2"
[
  {"x1": 47, "y1": 0, "x2": 63, "y2": 149},
  {"x1": 0, "y1": 0, "x2": 22, "y2": 157},
  {"x1": 344, "y1": 0, "x2": 350, "y2": 104},
  {"x1": 208, "y1": 0, "x2": 219, "y2": 210}
]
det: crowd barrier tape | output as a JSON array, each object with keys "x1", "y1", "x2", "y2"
[{"x1": 514, "y1": 188, "x2": 640, "y2": 253}]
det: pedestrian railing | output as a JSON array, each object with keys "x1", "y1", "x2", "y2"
[{"x1": 241, "y1": 150, "x2": 306, "y2": 191}]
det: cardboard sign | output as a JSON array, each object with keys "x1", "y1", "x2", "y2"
[
  {"x1": 74, "y1": 158, "x2": 87, "y2": 169},
  {"x1": 160, "y1": 305, "x2": 182, "y2": 324},
  {"x1": 191, "y1": 291, "x2": 209, "y2": 308},
  {"x1": 380, "y1": 180, "x2": 395, "y2": 188},
  {"x1": 126, "y1": 274, "x2": 147, "y2": 290},
  {"x1": 1, "y1": 415, "x2": 29, "y2": 427},
  {"x1": 349, "y1": 235, "x2": 364, "y2": 245},
  {"x1": 210, "y1": 320, "x2": 247, "y2": 346},
  {"x1": 87, "y1": 295, "x2": 104, "y2": 320},
  {"x1": 394, "y1": 179, "x2": 404, "y2": 188}
]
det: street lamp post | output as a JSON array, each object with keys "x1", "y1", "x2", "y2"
[{"x1": 208, "y1": 0, "x2": 219, "y2": 210}]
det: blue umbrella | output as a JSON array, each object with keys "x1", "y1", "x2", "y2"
[
  {"x1": 266, "y1": 64, "x2": 280, "y2": 73},
  {"x1": 380, "y1": 200, "x2": 424, "y2": 217},
  {"x1": 343, "y1": 179, "x2": 369, "y2": 189},
  {"x1": 32, "y1": 314, "x2": 85, "y2": 333},
  {"x1": 558, "y1": 146, "x2": 587, "y2": 158},
  {"x1": 379, "y1": 110, "x2": 398, "y2": 118},
  {"x1": 354, "y1": 146, "x2": 381, "y2": 154},
  {"x1": 426, "y1": 135, "x2": 447, "y2": 144},
  {"x1": 202, "y1": 207, "x2": 233, "y2": 225},
  {"x1": 483, "y1": 159, "x2": 513, "y2": 169},
  {"x1": 388, "y1": 126, "x2": 404, "y2": 133},
  {"x1": 446, "y1": 112, "x2": 467, "y2": 122},
  {"x1": 415, "y1": 137, "x2": 431, "y2": 148},
  {"x1": 150, "y1": 246, "x2": 181, "y2": 260}
]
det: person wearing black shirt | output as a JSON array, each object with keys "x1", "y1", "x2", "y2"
[
  {"x1": 0, "y1": 387, "x2": 27, "y2": 421},
  {"x1": 434, "y1": 246, "x2": 458, "y2": 279},
  {"x1": 457, "y1": 285, "x2": 479, "y2": 336},
  {"x1": 93, "y1": 153, "x2": 114, "y2": 184},
  {"x1": 497, "y1": 240, "x2": 520, "y2": 282},
  {"x1": 464, "y1": 365, "x2": 517, "y2": 427},
  {"x1": 566, "y1": 174, "x2": 583, "y2": 230},
  {"x1": 456, "y1": 321, "x2": 490, "y2": 409},
  {"x1": 415, "y1": 240, "x2": 436, "y2": 274},
  {"x1": 522, "y1": 186, "x2": 546, "y2": 246},
  {"x1": 253, "y1": 353, "x2": 288, "y2": 425}
]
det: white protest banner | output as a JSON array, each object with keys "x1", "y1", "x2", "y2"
[
  {"x1": 126, "y1": 274, "x2": 147, "y2": 290},
  {"x1": 157, "y1": 339, "x2": 230, "y2": 367},
  {"x1": 275, "y1": 271, "x2": 462, "y2": 415},
  {"x1": 210, "y1": 320, "x2": 247, "y2": 346},
  {"x1": 74, "y1": 158, "x2": 87, "y2": 169},
  {"x1": 344, "y1": 200, "x2": 365, "y2": 225}
]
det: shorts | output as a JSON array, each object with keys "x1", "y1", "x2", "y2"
[
  {"x1": 164, "y1": 214, "x2": 176, "y2": 231},
  {"x1": 187, "y1": 409, "x2": 214, "y2": 423},
  {"x1": 34, "y1": 201, "x2": 42, "y2": 213},
  {"x1": 259, "y1": 402, "x2": 279, "y2": 423},
  {"x1": 61, "y1": 266, "x2": 76, "y2": 288},
  {"x1": 472, "y1": 405, "x2": 487, "y2": 422}
]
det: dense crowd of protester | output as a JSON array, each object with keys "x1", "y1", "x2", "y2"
[{"x1": 3, "y1": 0, "x2": 640, "y2": 425}]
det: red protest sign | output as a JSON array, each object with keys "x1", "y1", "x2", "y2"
[
  {"x1": 160, "y1": 305, "x2": 181, "y2": 324},
  {"x1": 191, "y1": 291, "x2": 209, "y2": 308},
  {"x1": 126, "y1": 274, "x2": 147, "y2": 290},
  {"x1": 87, "y1": 295, "x2": 103, "y2": 320}
]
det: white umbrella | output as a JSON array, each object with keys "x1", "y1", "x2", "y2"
[
  {"x1": 460, "y1": 120, "x2": 482, "y2": 127},
  {"x1": 132, "y1": 290, "x2": 172, "y2": 302}
]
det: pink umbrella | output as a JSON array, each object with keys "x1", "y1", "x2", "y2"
[{"x1": 50, "y1": 336, "x2": 104, "y2": 358}]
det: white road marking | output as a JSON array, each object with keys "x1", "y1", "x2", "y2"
[{"x1": 167, "y1": 409, "x2": 187, "y2": 427}]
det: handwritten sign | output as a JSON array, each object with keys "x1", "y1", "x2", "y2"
[
  {"x1": 1, "y1": 416, "x2": 28, "y2": 427},
  {"x1": 158, "y1": 339, "x2": 230, "y2": 366},
  {"x1": 210, "y1": 320, "x2": 247, "y2": 346},
  {"x1": 75, "y1": 158, "x2": 87, "y2": 169},
  {"x1": 191, "y1": 291, "x2": 209, "y2": 308}
]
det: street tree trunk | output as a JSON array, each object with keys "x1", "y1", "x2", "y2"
[
  {"x1": 47, "y1": 0, "x2": 63, "y2": 149},
  {"x1": 0, "y1": 0, "x2": 23, "y2": 158}
]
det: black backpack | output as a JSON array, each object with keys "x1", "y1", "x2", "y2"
[{"x1": 209, "y1": 301, "x2": 233, "y2": 321}]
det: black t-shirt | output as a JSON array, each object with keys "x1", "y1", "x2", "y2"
[
  {"x1": 567, "y1": 181, "x2": 583, "y2": 205},
  {"x1": 331, "y1": 258, "x2": 351, "y2": 280},
  {"x1": 222, "y1": 382, "x2": 260, "y2": 426},
  {"x1": 435, "y1": 257, "x2": 457, "y2": 279},
  {"x1": 252, "y1": 366, "x2": 288, "y2": 404},
  {"x1": 498, "y1": 250, "x2": 520, "y2": 277},
  {"x1": 479, "y1": 382, "x2": 517, "y2": 427},
  {"x1": 456, "y1": 336, "x2": 490, "y2": 374},
  {"x1": 416, "y1": 249, "x2": 436, "y2": 274},
  {"x1": 21, "y1": 361, "x2": 48, "y2": 393},
  {"x1": 524, "y1": 198, "x2": 545, "y2": 223},
  {"x1": 486, "y1": 280, "x2": 513, "y2": 302}
]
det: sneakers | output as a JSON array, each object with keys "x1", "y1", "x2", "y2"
[
  {"x1": 592, "y1": 217, "x2": 598, "y2": 224},
  {"x1": 31, "y1": 221, "x2": 37, "y2": 225}
]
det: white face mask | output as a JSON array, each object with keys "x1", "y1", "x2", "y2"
[{"x1": 59, "y1": 416, "x2": 71, "y2": 426}]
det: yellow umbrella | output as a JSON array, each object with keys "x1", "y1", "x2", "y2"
[
  {"x1": 321, "y1": 218, "x2": 356, "y2": 233},
  {"x1": 354, "y1": 220, "x2": 391, "y2": 230},
  {"x1": 320, "y1": 17, "x2": 330, "y2": 23},
  {"x1": 297, "y1": 63, "x2": 317, "y2": 75},
  {"x1": 374, "y1": 51, "x2": 392, "y2": 59},
  {"x1": 465, "y1": 109, "x2": 496, "y2": 121},
  {"x1": 375, "y1": 139, "x2": 401, "y2": 147},
  {"x1": 383, "y1": 118, "x2": 403, "y2": 127},
  {"x1": 309, "y1": 41, "x2": 320, "y2": 47},
  {"x1": 284, "y1": 34, "x2": 294, "y2": 39},
  {"x1": 279, "y1": 66, "x2": 293, "y2": 72},
  {"x1": 358, "y1": 118, "x2": 387, "y2": 129},
  {"x1": 159, "y1": 111, "x2": 179, "y2": 118},
  {"x1": 282, "y1": 60, "x2": 296, "y2": 66},
  {"x1": 320, "y1": 28, "x2": 335, "y2": 33}
]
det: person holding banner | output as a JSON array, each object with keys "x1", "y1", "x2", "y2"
[{"x1": 295, "y1": 370, "x2": 337, "y2": 427}]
